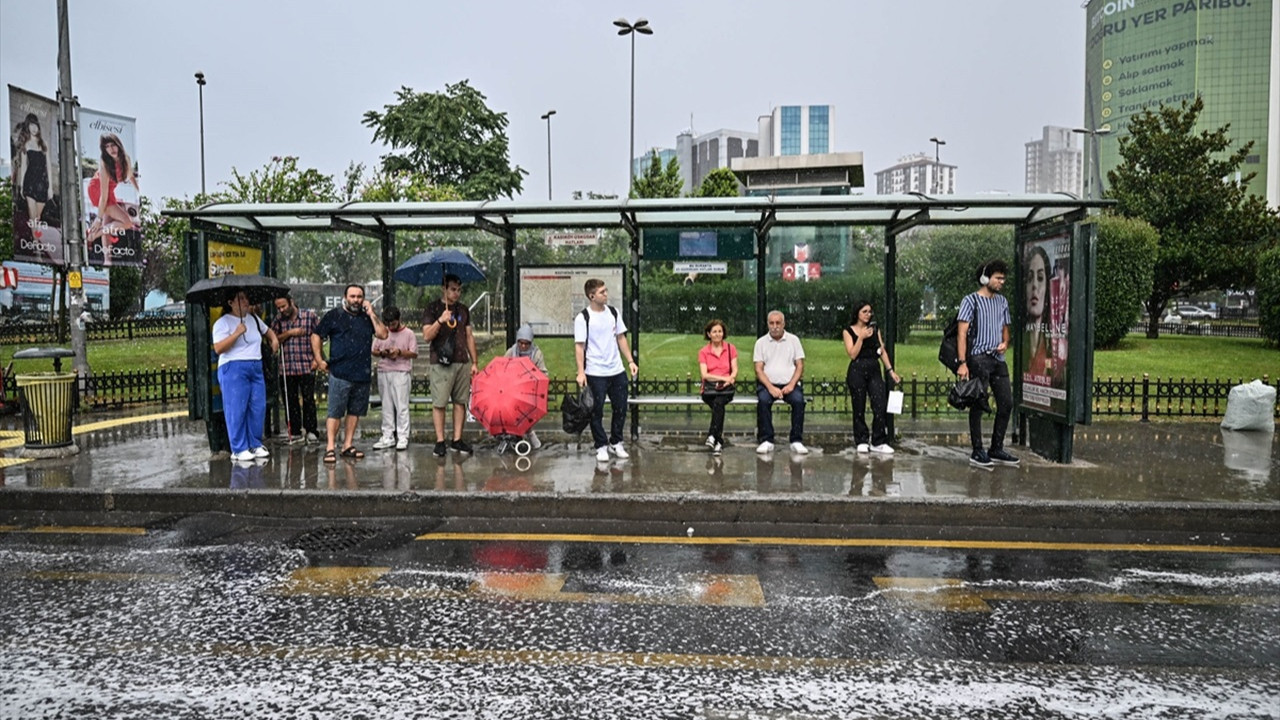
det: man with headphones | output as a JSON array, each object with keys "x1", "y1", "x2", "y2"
[{"x1": 956, "y1": 259, "x2": 1019, "y2": 469}]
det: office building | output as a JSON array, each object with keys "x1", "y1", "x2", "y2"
[
  {"x1": 874, "y1": 153, "x2": 957, "y2": 195},
  {"x1": 1025, "y1": 126, "x2": 1083, "y2": 195},
  {"x1": 1083, "y1": 0, "x2": 1278, "y2": 205},
  {"x1": 631, "y1": 147, "x2": 679, "y2": 187},
  {"x1": 756, "y1": 105, "x2": 834, "y2": 158},
  {"x1": 674, "y1": 128, "x2": 759, "y2": 192}
]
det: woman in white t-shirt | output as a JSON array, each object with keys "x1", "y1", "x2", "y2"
[{"x1": 212, "y1": 291, "x2": 279, "y2": 462}]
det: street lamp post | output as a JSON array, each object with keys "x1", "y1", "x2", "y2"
[
  {"x1": 1072, "y1": 126, "x2": 1111, "y2": 200},
  {"x1": 195, "y1": 71, "x2": 206, "y2": 196},
  {"x1": 928, "y1": 137, "x2": 946, "y2": 194},
  {"x1": 541, "y1": 110, "x2": 556, "y2": 201},
  {"x1": 929, "y1": 136, "x2": 945, "y2": 163},
  {"x1": 614, "y1": 18, "x2": 653, "y2": 193}
]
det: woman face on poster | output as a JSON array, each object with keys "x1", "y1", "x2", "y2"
[{"x1": 1025, "y1": 246, "x2": 1050, "y2": 325}]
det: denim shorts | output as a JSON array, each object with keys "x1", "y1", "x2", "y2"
[{"x1": 327, "y1": 375, "x2": 371, "y2": 419}]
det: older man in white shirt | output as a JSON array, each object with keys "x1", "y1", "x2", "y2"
[{"x1": 753, "y1": 310, "x2": 808, "y2": 455}]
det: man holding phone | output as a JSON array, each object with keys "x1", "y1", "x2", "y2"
[{"x1": 312, "y1": 284, "x2": 388, "y2": 463}]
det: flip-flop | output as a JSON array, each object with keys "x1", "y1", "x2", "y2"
[
  {"x1": 340, "y1": 446, "x2": 365, "y2": 459},
  {"x1": 323, "y1": 449, "x2": 337, "y2": 464}
]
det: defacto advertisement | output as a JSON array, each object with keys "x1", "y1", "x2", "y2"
[
  {"x1": 1084, "y1": 0, "x2": 1274, "y2": 200},
  {"x1": 1019, "y1": 232, "x2": 1072, "y2": 418},
  {"x1": 79, "y1": 108, "x2": 143, "y2": 267},
  {"x1": 8, "y1": 86, "x2": 64, "y2": 266}
]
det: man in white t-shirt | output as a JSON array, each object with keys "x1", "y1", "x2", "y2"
[
  {"x1": 574, "y1": 279, "x2": 638, "y2": 463},
  {"x1": 753, "y1": 310, "x2": 808, "y2": 455}
]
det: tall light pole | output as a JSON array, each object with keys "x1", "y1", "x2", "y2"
[
  {"x1": 928, "y1": 137, "x2": 946, "y2": 194},
  {"x1": 614, "y1": 18, "x2": 653, "y2": 193},
  {"x1": 1072, "y1": 126, "x2": 1111, "y2": 200},
  {"x1": 541, "y1": 110, "x2": 556, "y2": 201},
  {"x1": 195, "y1": 71, "x2": 206, "y2": 196},
  {"x1": 929, "y1": 136, "x2": 946, "y2": 163}
]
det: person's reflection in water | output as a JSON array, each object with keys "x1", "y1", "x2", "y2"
[
  {"x1": 435, "y1": 455, "x2": 467, "y2": 491},
  {"x1": 755, "y1": 454, "x2": 775, "y2": 493},
  {"x1": 382, "y1": 446, "x2": 415, "y2": 491},
  {"x1": 230, "y1": 459, "x2": 266, "y2": 489},
  {"x1": 326, "y1": 458, "x2": 357, "y2": 490},
  {"x1": 788, "y1": 453, "x2": 805, "y2": 492},
  {"x1": 590, "y1": 462, "x2": 625, "y2": 492},
  {"x1": 705, "y1": 455, "x2": 725, "y2": 491},
  {"x1": 869, "y1": 455, "x2": 896, "y2": 496}
]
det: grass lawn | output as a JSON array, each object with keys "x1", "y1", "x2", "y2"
[{"x1": 4, "y1": 329, "x2": 1275, "y2": 382}]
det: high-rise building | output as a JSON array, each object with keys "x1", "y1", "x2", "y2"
[
  {"x1": 631, "y1": 147, "x2": 679, "y2": 187},
  {"x1": 1025, "y1": 126, "x2": 1083, "y2": 195},
  {"x1": 874, "y1": 153, "x2": 957, "y2": 195},
  {"x1": 757, "y1": 105, "x2": 834, "y2": 157},
  {"x1": 1083, "y1": 0, "x2": 1278, "y2": 205},
  {"x1": 674, "y1": 128, "x2": 759, "y2": 192}
]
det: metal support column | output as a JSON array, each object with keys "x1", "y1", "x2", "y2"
[{"x1": 883, "y1": 227, "x2": 898, "y2": 440}]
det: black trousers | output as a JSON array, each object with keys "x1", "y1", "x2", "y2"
[
  {"x1": 282, "y1": 372, "x2": 318, "y2": 436},
  {"x1": 846, "y1": 358, "x2": 888, "y2": 446},
  {"x1": 967, "y1": 354, "x2": 1013, "y2": 452},
  {"x1": 702, "y1": 391, "x2": 733, "y2": 444}
]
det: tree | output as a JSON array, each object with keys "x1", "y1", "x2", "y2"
[
  {"x1": 0, "y1": 175, "x2": 12, "y2": 262},
  {"x1": 1093, "y1": 215, "x2": 1158, "y2": 349},
  {"x1": 694, "y1": 167, "x2": 740, "y2": 198},
  {"x1": 1107, "y1": 96, "x2": 1280, "y2": 338},
  {"x1": 1258, "y1": 244, "x2": 1280, "y2": 347},
  {"x1": 630, "y1": 151, "x2": 683, "y2": 199},
  {"x1": 899, "y1": 226, "x2": 1012, "y2": 315},
  {"x1": 362, "y1": 80, "x2": 526, "y2": 200}
]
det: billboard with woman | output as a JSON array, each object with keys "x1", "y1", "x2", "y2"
[
  {"x1": 79, "y1": 108, "x2": 143, "y2": 267},
  {"x1": 8, "y1": 86, "x2": 64, "y2": 266},
  {"x1": 1019, "y1": 231, "x2": 1071, "y2": 418}
]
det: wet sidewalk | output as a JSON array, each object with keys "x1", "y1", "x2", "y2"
[{"x1": 1, "y1": 409, "x2": 1277, "y2": 539}]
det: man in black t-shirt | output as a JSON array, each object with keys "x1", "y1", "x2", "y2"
[
  {"x1": 311, "y1": 284, "x2": 387, "y2": 462},
  {"x1": 421, "y1": 274, "x2": 479, "y2": 457}
]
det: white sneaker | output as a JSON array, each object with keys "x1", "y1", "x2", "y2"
[
  {"x1": 856, "y1": 443, "x2": 870, "y2": 453},
  {"x1": 610, "y1": 442, "x2": 630, "y2": 459},
  {"x1": 870, "y1": 443, "x2": 895, "y2": 455},
  {"x1": 251, "y1": 446, "x2": 270, "y2": 458},
  {"x1": 305, "y1": 432, "x2": 321, "y2": 444},
  {"x1": 705, "y1": 435, "x2": 716, "y2": 448},
  {"x1": 373, "y1": 437, "x2": 395, "y2": 450},
  {"x1": 232, "y1": 450, "x2": 255, "y2": 462},
  {"x1": 712, "y1": 442, "x2": 723, "y2": 456},
  {"x1": 789, "y1": 441, "x2": 809, "y2": 455},
  {"x1": 756, "y1": 441, "x2": 775, "y2": 454},
  {"x1": 395, "y1": 439, "x2": 409, "y2": 451},
  {"x1": 596, "y1": 446, "x2": 610, "y2": 462}
]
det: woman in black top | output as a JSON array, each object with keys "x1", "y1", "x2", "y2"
[
  {"x1": 14, "y1": 114, "x2": 52, "y2": 227},
  {"x1": 842, "y1": 301, "x2": 900, "y2": 454}
]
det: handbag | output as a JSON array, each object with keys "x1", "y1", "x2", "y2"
[
  {"x1": 947, "y1": 377, "x2": 989, "y2": 411},
  {"x1": 701, "y1": 380, "x2": 736, "y2": 398}
]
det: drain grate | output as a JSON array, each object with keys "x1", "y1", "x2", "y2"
[{"x1": 287, "y1": 525, "x2": 382, "y2": 553}]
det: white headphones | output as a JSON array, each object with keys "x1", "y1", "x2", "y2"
[{"x1": 978, "y1": 261, "x2": 993, "y2": 287}]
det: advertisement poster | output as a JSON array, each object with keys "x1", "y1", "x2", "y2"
[
  {"x1": 1020, "y1": 232, "x2": 1071, "y2": 417},
  {"x1": 79, "y1": 108, "x2": 143, "y2": 267},
  {"x1": 8, "y1": 86, "x2": 64, "y2": 266}
]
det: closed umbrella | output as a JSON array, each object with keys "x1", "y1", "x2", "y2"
[
  {"x1": 394, "y1": 249, "x2": 485, "y2": 287},
  {"x1": 470, "y1": 356, "x2": 548, "y2": 437}
]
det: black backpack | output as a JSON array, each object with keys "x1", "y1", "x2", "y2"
[
  {"x1": 581, "y1": 305, "x2": 619, "y2": 332},
  {"x1": 938, "y1": 298, "x2": 980, "y2": 374}
]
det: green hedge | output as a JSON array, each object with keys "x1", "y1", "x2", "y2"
[
  {"x1": 639, "y1": 274, "x2": 923, "y2": 342},
  {"x1": 1093, "y1": 215, "x2": 1158, "y2": 349},
  {"x1": 1258, "y1": 243, "x2": 1280, "y2": 347}
]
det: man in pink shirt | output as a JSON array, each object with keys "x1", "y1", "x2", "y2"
[{"x1": 371, "y1": 306, "x2": 419, "y2": 450}]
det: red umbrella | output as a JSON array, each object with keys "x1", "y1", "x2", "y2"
[{"x1": 470, "y1": 356, "x2": 549, "y2": 437}]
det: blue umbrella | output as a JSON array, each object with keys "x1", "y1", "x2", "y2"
[{"x1": 394, "y1": 249, "x2": 486, "y2": 287}]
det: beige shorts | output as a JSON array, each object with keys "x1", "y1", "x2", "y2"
[{"x1": 429, "y1": 362, "x2": 471, "y2": 408}]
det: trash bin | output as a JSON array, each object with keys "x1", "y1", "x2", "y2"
[
  {"x1": 12, "y1": 347, "x2": 77, "y2": 451},
  {"x1": 16, "y1": 372, "x2": 77, "y2": 448}
]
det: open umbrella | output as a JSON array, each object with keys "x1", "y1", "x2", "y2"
[
  {"x1": 470, "y1": 356, "x2": 548, "y2": 437},
  {"x1": 394, "y1": 249, "x2": 485, "y2": 287},
  {"x1": 186, "y1": 274, "x2": 291, "y2": 307}
]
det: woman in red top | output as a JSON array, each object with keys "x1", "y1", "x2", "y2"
[
  {"x1": 697, "y1": 319, "x2": 739, "y2": 455},
  {"x1": 87, "y1": 133, "x2": 139, "y2": 243}
]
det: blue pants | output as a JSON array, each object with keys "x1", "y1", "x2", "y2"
[
  {"x1": 219, "y1": 359, "x2": 266, "y2": 454},
  {"x1": 587, "y1": 372, "x2": 628, "y2": 449},
  {"x1": 756, "y1": 381, "x2": 805, "y2": 444}
]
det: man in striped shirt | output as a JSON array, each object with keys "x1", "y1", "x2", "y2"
[{"x1": 957, "y1": 259, "x2": 1020, "y2": 469}]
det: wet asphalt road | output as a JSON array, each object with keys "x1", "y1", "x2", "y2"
[{"x1": 1, "y1": 514, "x2": 1277, "y2": 719}]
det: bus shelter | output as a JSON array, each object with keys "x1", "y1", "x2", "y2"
[{"x1": 169, "y1": 194, "x2": 1109, "y2": 462}]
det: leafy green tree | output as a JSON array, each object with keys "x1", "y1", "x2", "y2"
[
  {"x1": 1257, "y1": 244, "x2": 1280, "y2": 347},
  {"x1": 1107, "y1": 96, "x2": 1280, "y2": 338},
  {"x1": 224, "y1": 155, "x2": 338, "y2": 204},
  {"x1": 630, "y1": 151, "x2": 683, "y2": 199},
  {"x1": 109, "y1": 266, "x2": 141, "y2": 318},
  {"x1": 899, "y1": 226, "x2": 1012, "y2": 315},
  {"x1": 0, "y1": 175, "x2": 12, "y2": 261},
  {"x1": 1093, "y1": 215, "x2": 1158, "y2": 349},
  {"x1": 362, "y1": 80, "x2": 526, "y2": 200},
  {"x1": 694, "y1": 167, "x2": 740, "y2": 198}
]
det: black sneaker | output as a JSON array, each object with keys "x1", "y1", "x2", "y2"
[
  {"x1": 989, "y1": 448, "x2": 1021, "y2": 466},
  {"x1": 432, "y1": 441, "x2": 448, "y2": 457},
  {"x1": 451, "y1": 439, "x2": 473, "y2": 455},
  {"x1": 969, "y1": 449, "x2": 994, "y2": 468}
]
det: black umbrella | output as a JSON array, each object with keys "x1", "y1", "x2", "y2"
[{"x1": 185, "y1": 274, "x2": 291, "y2": 307}]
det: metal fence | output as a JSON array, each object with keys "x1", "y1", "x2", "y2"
[{"x1": 0, "y1": 317, "x2": 186, "y2": 346}]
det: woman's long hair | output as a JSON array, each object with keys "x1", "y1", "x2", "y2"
[
  {"x1": 99, "y1": 132, "x2": 131, "y2": 182},
  {"x1": 1025, "y1": 245, "x2": 1052, "y2": 326},
  {"x1": 15, "y1": 114, "x2": 47, "y2": 154}
]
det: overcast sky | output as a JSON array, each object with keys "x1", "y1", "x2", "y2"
[{"x1": 2, "y1": 1, "x2": 1086, "y2": 203}]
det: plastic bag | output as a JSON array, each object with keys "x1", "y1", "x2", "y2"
[
  {"x1": 947, "y1": 377, "x2": 988, "y2": 411},
  {"x1": 886, "y1": 390, "x2": 904, "y2": 415},
  {"x1": 561, "y1": 386, "x2": 595, "y2": 434},
  {"x1": 1220, "y1": 380, "x2": 1276, "y2": 431}
]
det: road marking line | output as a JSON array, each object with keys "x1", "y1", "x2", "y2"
[
  {"x1": 72, "y1": 410, "x2": 187, "y2": 435},
  {"x1": 873, "y1": 576, "x2": 1280, "y2": 613},
  {"x1": 25, "y1": 571, "x2": 181, "y2": 582},
  {"x1": 0, "y1": 456, "x2": 31, "y2": 468},
  {"x1": 415, "y1": 532, "x2": 1280, "y2": 555},
  {"x1": 17, "y1": 526, "x2": 148, "y2": 535},
  {"x1": 0, "y1": 430, "x2": 24, "y2": 450}
]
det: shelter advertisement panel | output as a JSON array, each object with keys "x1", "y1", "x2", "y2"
[
  {"x1": 8, "y1": 86, "x2": 64, "y2": 266},
  {"x1": 1018, "y1": 230, "x2": 1072, "y2": 418},
  {"x1": 79, "y1": 108, "x2": 143, "y2": 267},
  {"x1": 518, "y1": 265, "x2": 624, "y2": 337}
]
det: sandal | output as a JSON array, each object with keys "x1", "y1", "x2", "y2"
[
  {"x1": 340, "y1": 446, "x2": 365, "y2": 460},
  {"x1": 323, "y1": 449, "x2": 337, "y2": 464}
]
